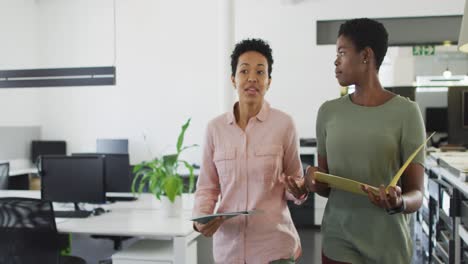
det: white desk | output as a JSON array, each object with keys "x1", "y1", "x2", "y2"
[
  {"x1": 1, "y1": 159, "x2": 38, "y2": 176},
  {"x1": 0, "y1": 191, "x2": 199, "y2": 264},
  {"x1": 9, "y1": 167, "x2": 38, "y2": 176},
  {"x1": 429, "y1": 152, "x2": 468, "y2": 196},
  {"x1": 0, "y1": 190, "x2": 40, "y2": 199}
]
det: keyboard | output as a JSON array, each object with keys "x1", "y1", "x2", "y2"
[
  {"x1": 54, "y1": 210, "x2": 93, "y2": 218},
  {"x1": 106, "y1": 196, "x2": 138, "y2": 202}
]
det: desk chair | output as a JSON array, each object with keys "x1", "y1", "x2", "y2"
[
  {"x1": 0, "y1": 197, "x2": 87, "y2": 264},
  {"x1": 0, "y1": 162, "x2": 9, "y2": 189}
]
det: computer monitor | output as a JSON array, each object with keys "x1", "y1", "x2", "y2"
[
  {"x1": 40, "y1": 155, "x2": 106, "y2": 204},
  {"x1": 425, "y1": 107, "x2": 448, "y2": 133},
  {"x1": 96, "y1": 139, "x2": 128, "y2": 154},
  {"x1": 31, "y1": 141, "x2": 66, "y2": 163},
  {"x1": 72, "y1": 153, "x2": 131, "y2": 193}
]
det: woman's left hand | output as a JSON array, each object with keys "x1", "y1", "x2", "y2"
[
  {"x1": 361, "y1": 184, "x2": 403, "y2": 210},
  {"x1": 284, "y1": 176, "x2": 308, "y2": 199}
]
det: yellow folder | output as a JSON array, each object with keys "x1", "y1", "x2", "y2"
[{"x1": 314, "y1": 132, "x2": 435, "y2": 196}]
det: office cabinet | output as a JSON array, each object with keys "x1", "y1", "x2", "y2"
[
  {"x1": 414, "y1": 168, "x2": 439, "y2": 264},
  {"x1": 288, "y1": 193, "x2": 315, "y2": 228},
  {"x1": 436, "y1": 178, "x2": 458, "y2": 264},
  {"x1": 112, "y1": 239, "x2": 197, "y2": 264},
  {"x1": 295, "y1": 146, "x2": 329, "y2": 227},
  {"x1": 418, "y1": 152, "x2": 468, "y2": 264},
  {"x1": 288, "y1": 151, "x2": 316, "y2": 228},
  {"x1": 424, "y1": 171, "x2": 462, "y2": 264},
  {"x1": 458, "y1": 223, "x2": 468, "y2": 264}
]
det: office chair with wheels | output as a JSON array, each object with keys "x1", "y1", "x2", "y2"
[
  {"x1": 0, "y1": 162, "x2": 9, "y2": 189},
  {"x1": 0, "y1": 197, "x2": 87, "y2": 264}
]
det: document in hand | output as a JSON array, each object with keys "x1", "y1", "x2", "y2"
[
  {"x1": 314, "y1": 132, "x2": 435, "y2": 196},
  {"x1": 190, "y1": 210, "x2": 257, "y2": 224}
]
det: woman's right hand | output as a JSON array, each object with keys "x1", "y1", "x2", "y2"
[
  {"x1": 304, "y1": 165, "x2": 329, "y2": 193},
  {"x1": 194, "y1": 216, "x2": 225, "y2": 237}
]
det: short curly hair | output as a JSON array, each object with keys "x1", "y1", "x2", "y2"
[
  {"x1": 230, "y1": 38, "x2": 273, "y2": 78},
  {"x1": 338, "y1": 18, "x2": 388, "y2": 70}
]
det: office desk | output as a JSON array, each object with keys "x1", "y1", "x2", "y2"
[
  {"x1": 3, "y1": 159, "x2": 38, "y2": 176},
  {"x1": 0, "y1": 159, "x2": 38, "y2": 190},
  {"x1": 9, "y1": 167, "x2": 38, "y2": 176},
  {"x1": 0, "y1": 190, "x2": 199, "y2": 264}
]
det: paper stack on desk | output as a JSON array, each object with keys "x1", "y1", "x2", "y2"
[
  {"x1": 314, "y1": 133, "x2": 435, "y2": 196},
  {"x1": 434, "y1": 152, "x2": 468, "y2": 181}
]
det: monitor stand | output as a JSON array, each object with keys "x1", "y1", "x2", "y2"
[{"x1": 54, "y1": 203, "x2": 93, "y2": 218}]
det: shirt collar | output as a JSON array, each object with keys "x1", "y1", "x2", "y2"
[{"x1": 226, "y1": 100, "x2": 270, "y2": 124}]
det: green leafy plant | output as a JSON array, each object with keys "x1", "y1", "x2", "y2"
[{"x1": 131, "y1": 118, "x2": 197, "y2": 202}]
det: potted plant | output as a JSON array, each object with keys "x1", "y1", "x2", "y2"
[{"x1": 131, "y1": 118, "x2": 197, "y2": 217}]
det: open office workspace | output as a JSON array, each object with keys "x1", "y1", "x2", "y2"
[{"x1": 2, "y1": 0, "x2": 468, "y2": 263}]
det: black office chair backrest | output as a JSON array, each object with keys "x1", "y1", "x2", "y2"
[
  {"x1": 0, "y1": 197, "x2": 60, "y2": 264},
  {"x1": 0, "y1": 162, "x2": 9, "y2": 190}
]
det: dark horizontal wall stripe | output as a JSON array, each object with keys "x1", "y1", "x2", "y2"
[
  {"x1": 0, "y1": 78, "x2": 115, "y2": 88},
  {"x1": 317, "y1": 15, "x2": 462, "y2": 46},
  {"x1": 0, "y1": 67, "x2": 115, "y2": 78},
  {"x1": 0, "y1": 67, "x2": 116, "y2": 88}
]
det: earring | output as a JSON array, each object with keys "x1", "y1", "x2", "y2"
[{"x1": 363, "y1": 60, "x2": 367, "y2": 64}]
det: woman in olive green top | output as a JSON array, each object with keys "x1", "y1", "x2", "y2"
[{"x1": 304, "y1": 18, "x2": 426, "y2": 263}]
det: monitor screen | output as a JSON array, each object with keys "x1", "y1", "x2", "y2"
[
  {"x1": 72, "y1": 153, "x2": 131, "y2": 192},
  {"x1": 463, "y1": 91, "x2": 468, "y2": 128},
  {"x1": 31, "y1": 141, "x2": 66, "y2": 162},
  {"x1": 41, "y1": 155, "x2": 105, "y2": 204},
  {"x1": 425, "y1": 107, "x2": 448, "y2": 133},
  {"x1": 96, "y1": 139, "x2": 128, "y2": 154}
]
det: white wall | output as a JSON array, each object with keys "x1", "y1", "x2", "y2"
[
  {"x1": 0, "y1": 0, "x2": 41, "y2": 126},
  {"x1": 37, "y1": 0, "x2": 219, "y2": 164},
  {"x1": 234, "y1": 0, "x2": 465, "y2": 138},
  {"x1": 0, "y1": 0, "x2": 465, "y2": 164},
  {"x1": 380, "y1": 47, "x2": 415, "y2": 87},
  {"x1": 36, "y1": 0, "x2": 114, "y2": 68}
]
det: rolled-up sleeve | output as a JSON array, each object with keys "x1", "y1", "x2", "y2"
[{"x1": 192, "y1": 123, "x2": 220, "y2": 217}]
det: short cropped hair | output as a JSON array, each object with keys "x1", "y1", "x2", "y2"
[
  {"x1": 338, "y1": 18, "x2": 388, "y2": 70},
  {"x1": 230, "y1": 38, "x2": 273, "y2": 78}
]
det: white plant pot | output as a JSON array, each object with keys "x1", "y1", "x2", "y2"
[{"x1": 160, "y1": 195, "x2": 182, "y2": 217}]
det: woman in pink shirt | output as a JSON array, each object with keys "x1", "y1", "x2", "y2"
[{"x1": 192, "y1": 39, "x2": 308, "y2": 264}]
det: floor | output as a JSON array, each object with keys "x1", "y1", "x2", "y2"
[
  {"x1": 72, "y1": 226, "x2": 428, "y2": 264},
  {"x1": 297, "y1": 228, "x2": 322, "y2": 264},
  {"x1": 72, "y1": 228, "x2": 323, "y2": 264}
]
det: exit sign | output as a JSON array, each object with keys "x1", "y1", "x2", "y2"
[{"x1": 413, "y1": 45, "x2": 435, "y2": 56}]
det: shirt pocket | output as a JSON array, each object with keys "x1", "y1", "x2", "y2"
[
  {"x1": 254, "y1": 145, "x2": 283, "y2": 183},
  {"x1": 213, "y1": 147, "x2": 237, "y2": 185}
]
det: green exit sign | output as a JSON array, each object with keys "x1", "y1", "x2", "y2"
[{"x1": 413, "y1": 45, "x2": 435, "y2": 56}]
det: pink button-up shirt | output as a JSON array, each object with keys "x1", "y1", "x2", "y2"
[{"x1": 193, "y1": 101, "x2": 305, "y2": 264}]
